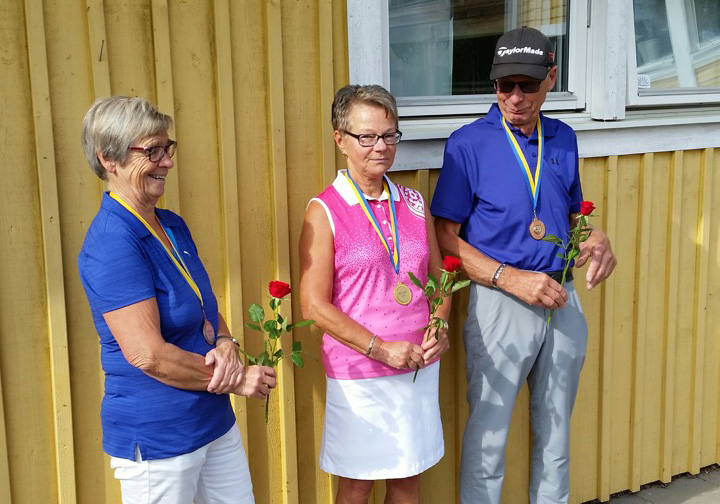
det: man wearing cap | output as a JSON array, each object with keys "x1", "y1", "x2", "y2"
[{"x1": 431, "y1": 27, "x2": 616, "y2": 504}]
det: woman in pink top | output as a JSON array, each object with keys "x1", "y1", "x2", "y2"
[{"x1": 299, "y1": 85, "x2": 451, "y2": 504}]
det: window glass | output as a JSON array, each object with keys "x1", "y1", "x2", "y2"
[
  {"x1": 694, "y1": 0, "x2": 720, "y2": 45},
  {"x1": 633, "y1": 0, "x2": 720, "y2": 92},
  {"x1": 388, "y1": 0, "x2": 570, "y2": 99}
]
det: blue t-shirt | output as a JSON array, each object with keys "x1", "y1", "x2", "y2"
[
  {"x1": 78, "y1": 192, "x2": 235, "y2": 460},
  {"x1": 431, "y1": 104, "x2": 582, "y2": 272}
]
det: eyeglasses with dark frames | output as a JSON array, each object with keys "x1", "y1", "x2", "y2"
[
  {"x1": 343, "y1": 130, "x2": 403, "y2": 147},
  {"x1": 494, "y1": 79, "x2": 543, "y2": 94},
  {"x1": 128, "y1": 140, "x2": 177, "y2": 162}
]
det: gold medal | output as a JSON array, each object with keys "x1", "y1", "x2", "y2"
[
  {"x1": 203, "y1": 318, "x2": 215, "y2": 345},
  {"x1": 529, "y1": 217, "x2": 546, "y2": 240},
  {"x1": 394, "y1": 282, "x2": 412, "y2": 305}
]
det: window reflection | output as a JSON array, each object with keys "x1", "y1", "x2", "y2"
[
  {"x1": 633, "y1": 0, "x2": 720, "y2": 92},
  {"x1": 388, "y1": 0, "x2": 569, "y2": 98}
]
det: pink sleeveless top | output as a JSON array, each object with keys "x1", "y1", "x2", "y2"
[{"x1": 311, "y1": 171, "x2": 431, "y2": 379}]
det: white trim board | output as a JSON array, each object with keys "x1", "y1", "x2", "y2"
[{"x1": 391, "y1": 120, "x2": 720, "y2": 171}]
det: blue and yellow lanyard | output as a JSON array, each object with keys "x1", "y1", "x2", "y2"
[
  {"x1": 501, "y1": 117, "x2": 544, "y2": 215},
  {"x1": 109, "y1": 192, "x2": 204, "y2": 305},
  {"x1": 343, "y1": 171, "x2": 400, "y2": 274}
]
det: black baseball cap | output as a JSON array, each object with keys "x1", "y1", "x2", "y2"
[{"x1": 489, "y1": 27, "x2": 555, "y2": 81}]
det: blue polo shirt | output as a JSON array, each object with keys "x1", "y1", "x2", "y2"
[
  {"x1": 78, "y1": 192, "x2": 234, "y2": 460},
  {"x1": 431, "y1": 104, "x2": 582, "y2": 272}
]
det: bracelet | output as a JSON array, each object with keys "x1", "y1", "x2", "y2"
[
  {"x1": 216, "y1": 335, "x2": 240, "y2": 348},
  {"x1": 364, "y1": 334, "x2": 377, "y2": 357},
  {"x1": 492, "y1": 263, "x2": 507, "y2": 288}
]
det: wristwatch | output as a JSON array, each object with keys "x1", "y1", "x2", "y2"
[{"x1": 216, "y1": 335, "x2": 241, "y2": 348}]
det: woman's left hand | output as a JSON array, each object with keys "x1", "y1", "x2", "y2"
[
  {"x1": 205, "y1": 340, "x2": 244, "y2": 394},
  {"x1": 421, "y1": 326, "x2": 450, "y2": 365}
]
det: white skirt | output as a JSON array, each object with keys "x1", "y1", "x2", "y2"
[{"x1": 319, "y1": 361, "x2": 444, "y2": 480}]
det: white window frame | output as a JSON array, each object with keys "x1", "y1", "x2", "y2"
[
  {"x1": 348, "y1": 0, "x2": 589, "y2": 117},
  {"x1": 347, "y1": 0, "x2": 720, "y2": 169},
  {"x1": 627, "y1": 0, "x2": 720, "y2": 106}
]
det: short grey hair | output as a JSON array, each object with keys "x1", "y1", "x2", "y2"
[
  {"x1": 331, "y1": 84, "x2": 398, "y2": 132},
  {"x1": 81, "y1": 96, "x2": 173, "y2": 180}
]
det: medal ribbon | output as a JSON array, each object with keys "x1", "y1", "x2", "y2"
[
  {"x1": 109, "y1": 192, "x2": 204, "y2": 305},
  {"x1": 343, "y1": 171, "x2": 400, "y2": 274},
  {"x1": 501, "y1": 117, "x2": 544, "y2": 212}
]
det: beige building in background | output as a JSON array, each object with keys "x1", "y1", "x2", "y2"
[{"x1": 1, "y1": 1, "x2": 719, "y2": 503}]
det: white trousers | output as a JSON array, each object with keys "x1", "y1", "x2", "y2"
[
  {"x1": 459, "y1": 282, "x2": 588, "y2": 504},
  {"x1": 110, "y1": 423, "x2": 254, "y2": 504}
]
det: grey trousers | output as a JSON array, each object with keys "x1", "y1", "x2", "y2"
[{"x1": 459, "y1": 282, "x2": 588, "y2": 504}]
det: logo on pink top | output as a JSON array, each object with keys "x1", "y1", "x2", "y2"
[{"x1": 399, "y1": 186, "x2": 425, "y2": 219}]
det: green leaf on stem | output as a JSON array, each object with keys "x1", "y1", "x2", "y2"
[
  {"x1": 269, "y1": 297, "x2": 279, "y2": 311},
  {"x1": 263, "y1": 320, "x2": 277, "y2": 333},
  {"x1": 249, "y1": 303, "x2": 265, "y2": 323},
  {"x1": 291, "y1": 353, "x2": 305, "y2": 368},
  {"x1": 273, "y1": 348, "x2": 283, "y2": 359},
  {"x1": 543, "y1": 235, "x2": 565, "y2": 247},
  {"x1": 257, "y1": 351, "x2": 271, "y2": 367},
  {"x1": 292, "y1": 319, "x2": 315, "y2": 328},
  {"x1": 451, "y1": 279, "x2": 471, "y2": 292},
  {"x1": 239, "y1": 348, "x2": 257, "y2": 364},
  {"x1": 292, "y1": 341, "x2": 302, "y2": 352},
  {"x1": 407, "y1": 271, "x2": 424, "y2": 289}
]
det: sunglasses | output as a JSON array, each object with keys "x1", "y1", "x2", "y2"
[{"x1": 494, "y1": 79, "x2": 542, "y2": 94}]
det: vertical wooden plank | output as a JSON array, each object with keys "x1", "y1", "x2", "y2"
[
  {"x1": 23, "y1": 0, "x2": 77, "y2": 502},
  {"x1": 700, "y1": 148, "x2": 720, "y2": 468},
  {"x1": 690, "y1": 148, "x2": 712, "y2": 474},
  {"x1": 662, "y1": 151, "x2": 682, "y2": 483},
  {"x1": 319, "y1": 0, "x2": 338, "y2": 187},
  {"x1": 0, "y1": 373, "x2": 11, "y2": 504},
  {"x1": 598, "y1": 155, "x2": 616, "y2": 502},
  {"x1": 266, "y1": 1, "x2": 300, "y2": 503},
  {"x1": 83, "y1": 3, "x2": 116, "y2": 497},
  {"x1": 212, "y1": 0, "x2": 249, "y2": 445},
  {"x1": 570, "y1": 157, "x2": 604, "y2": 502},
  {"x1": 608, "y1": 155, "x2": 640, "y2": 494},
  {"x1": 85, "y1": 0, "x2": 111, "y2": 98},
  {"x1": 714, "y1": 149, "x2": 720, "y2": 466},
  {"x1": 319, "y1": 3, "x2": 337, "y2": 501},
  {"x1": 638, "y1": 153, "x2": 672, "y2": 485},
  {"x1": 414, "y1": 169, "x2": 430, "y2": 202},
  {"x1": 151, "y1": 0, "x2": 180, "y2": 214},
  {"x1": 630, "y1": 153, "x2": 654, "y2": 491}
]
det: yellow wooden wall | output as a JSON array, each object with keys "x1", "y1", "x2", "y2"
[{"x1": 1, "y1": 1, "x2": 719, "y2": 503}]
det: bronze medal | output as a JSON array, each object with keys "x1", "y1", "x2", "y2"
[
  {"x1": 203, "y1": 318, "x2": 216, "y2": 345},
  {"x1": 529, "y1": 218, "x2": 546, "y2": 240},
  {"x1": 394, "y1": 282, "x2": 412, "y2": 305}
]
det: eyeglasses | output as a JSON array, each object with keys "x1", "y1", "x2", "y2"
[
  {"x1": 128, "y1": 140, "x2": 177, "y2": 162},
  {"x1": 343, "y1": 130, "x2": 402, "y2": 147},
  {"x1": 494, "y1": 79, "x2": 542, "y2": 94}
]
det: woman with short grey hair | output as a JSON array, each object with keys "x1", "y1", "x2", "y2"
[
  {"x1": 78, "y1": 96, "x2": 275, "y2": 504},
  {"x1": 300, "y1": 84, "x2": 450, "y2": 503}
]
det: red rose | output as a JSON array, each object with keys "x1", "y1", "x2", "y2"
[
  {"x1": 268, "y1": 281, "x2": 291, "y2": 299},
  {"x1": 443, "y1": 256, "x2": 462, "y2": 272},
  {"x1": 580, "y1": 201, "x2": 595, "y2": 216}
]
